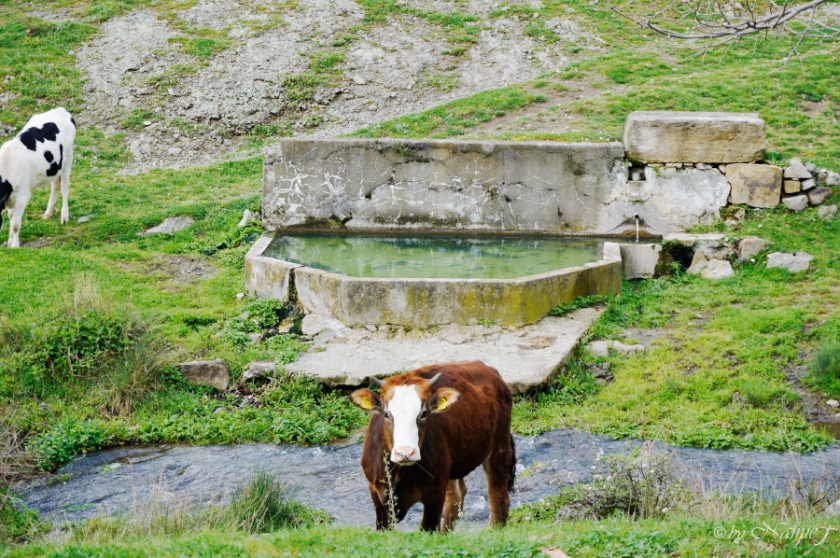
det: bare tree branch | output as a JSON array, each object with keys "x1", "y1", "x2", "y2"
[{"x1": 611, "y1": 0, "x2": 835, "y2": 40}]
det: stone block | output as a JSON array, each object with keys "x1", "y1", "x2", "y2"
[
  {"x1": 817, "y1": 205, "x2": 837, "y2": 220},
  {"x1": 177, "y1": 360, "x2": 229, "y2": 391},
  {"x1": 766, "y1": 251, "x2": 813, "y2": 273},
  {"x1": 726, "y1": 163, "x2": 782, "y2": 208},
  {"x1": 622, "y1": 111, "x2": 766, "y2": 164},
  {"x1": 618, "y1": 243, "x2": 663, "y2": 279},
  {"x1": 783, "y1": 195, "x2": 808, "y2": 211},
  {"x1": 783, "y1": 180, "x2": 801, "y2": 194},
  {"x1": 700, "y1": 259, "x2": 734, "y2": 280},
  {"x1": 784, "y1": 160, "x2": 812, "y2": 179},
  {"x1": 736, "y1": 236, "x2": 769, "y2": 262},
  {"x1": 808, "y1": 186, "x2": 832, "y2": 206}
]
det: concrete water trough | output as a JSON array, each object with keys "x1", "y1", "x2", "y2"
[{"x1": 245, "y1": 232, "x2": 623, "y2": 328}]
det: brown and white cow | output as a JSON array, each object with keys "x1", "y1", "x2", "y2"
[{"x1": 349, "y1": 360, "x2": 516, "y2": 532}]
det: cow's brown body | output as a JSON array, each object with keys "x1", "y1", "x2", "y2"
[{"x1": 354, "y1": 361, "x2": 516, "y2": 532}]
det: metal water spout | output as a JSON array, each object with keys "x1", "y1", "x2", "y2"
[{"x1": 635, "y1": 215, "x2": 639, "y2": 243}]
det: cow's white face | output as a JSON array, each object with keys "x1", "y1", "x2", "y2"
[
  {"x1": 350, "y1": 380, "x2": 461, "y2": 466},
  {"x1": 386, "y1": 385, "x2": 426, "y2": 464}
]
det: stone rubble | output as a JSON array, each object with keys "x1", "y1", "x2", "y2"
[
  {"x1": 700, "y1": 259, "x2": 734, "y2": 280},
  {"x1": 585, "y1": 339, "x2": 646, "y2": 358},
  {"x1": 817, "y1": 205, "x2": 838, "y2": 220},
  {"x1": 766, "y1": 251, "x2": 814, "y2": 273},
  {"x1": 176, "y1": 359, "x2": 230, "y2": 391},
  {"x1": 137, "y1": 215, "x2": 195, "y2": 236}
]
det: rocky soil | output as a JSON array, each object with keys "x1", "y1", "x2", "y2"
[{"x1": 36, "y1": 0, "x2": 606, "y2": 172}]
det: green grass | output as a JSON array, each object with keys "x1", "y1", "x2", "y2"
[{"x1": 4, "y1": 514, "x2": 839, "y2": 558}]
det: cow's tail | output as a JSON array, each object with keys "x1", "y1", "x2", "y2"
[{"x1": 508, "y1": 434, "x2": 516, "y2": 492}]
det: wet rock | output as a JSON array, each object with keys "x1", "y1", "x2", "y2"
[
  {"x1": 242, "y1": 361, "x2": 277, "y2": 382},
  {"x1": 807, "y1": 186, "x2": 832, "y2": 206},
  {"x1": 726, "y1": 163, "x2": 782, "y2": 209},
  {"x1": 700, "y1": 259, "x2": 734, "y2": 280},
  {"x1": 586, "y1": 339, "x2": 646, "y2": 358},
  {"x1": 137, "y1": 216, "x2": 195, "y2": 236},
  {"x1": 766, "y1": 251, "x2": 813, "y2": 273},
  {"x1": 736, "y1": 236, "x2": 769, "y2": 262},
  {"x1": 782, "y1": 195, "x2": 808, "y2": 211},
  {"x1": 177, "y1": 359, "x2": 229, "y2": 391},
  {"x1": 817, "y1": 205, "x2": 837, "y2": 220}
]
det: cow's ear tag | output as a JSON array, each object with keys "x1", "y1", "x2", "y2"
[
  {"x1": 350, "y1": 388, "x2": 381, "y2": 412},
  {"x1": 430, "y1": 388, "x2": 461, "y2": 413}
]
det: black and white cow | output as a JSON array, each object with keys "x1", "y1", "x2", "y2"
[{"x1": 0, "y1": 107, "x2": 76, "y2": 248}]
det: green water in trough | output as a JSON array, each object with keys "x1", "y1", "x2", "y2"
[{"x1": 265, "y1": 234, "x2": 605, "y2": 279}]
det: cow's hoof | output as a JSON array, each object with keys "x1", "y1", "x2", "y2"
[
  {"x1": 42, "y1": 212, "x2": 53, "y2": 220},
  {"x1": 60, "y1": 216, "x2": 69, "y2": 224}
]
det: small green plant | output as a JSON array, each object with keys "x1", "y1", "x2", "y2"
[
  {"x1": 475, "y1": 318, "x2": 496, "y2": 327},
  {"x1": 121, "y1": 109, "x2": 159, "y2": 130},
  {"x1": 282, "y1": 72, "x2": 330, "y2": 102},
  {"x1": 806, "y1": 338, "x2": 840, "y2": 397},
  {"x1": 29, "y1": 420, "x2": 111, "y2": 472},
  {"x1": 309, "y1": 51, "x2": 345, "y2": 74},
  {"x1": 225, "y1": 470, "x2": 330, "y2": 532}
]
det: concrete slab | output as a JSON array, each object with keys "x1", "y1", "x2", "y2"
[{"x1": 286, "y1": 308, "x2": 602, "y2": 394}]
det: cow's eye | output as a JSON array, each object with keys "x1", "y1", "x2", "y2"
[
  {"x1": 419, "y1": 409, "x2": 428, "y2": 420},
  {"x1": 383, "y1": 411, "x2": 392, "y2": 420}
]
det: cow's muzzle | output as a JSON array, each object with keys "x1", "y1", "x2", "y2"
[{"x1": 391, "y1": 446, "x2": 421, "y2": 465}]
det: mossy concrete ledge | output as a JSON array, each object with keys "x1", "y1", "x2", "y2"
[{"x1": 245, "y1": 234, "x2": 622, "y2": 327}]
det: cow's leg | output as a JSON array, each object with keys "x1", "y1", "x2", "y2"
[
  {"x1": 370, "y1": 484, "x2": 392, "y2": 531},
  {"x1": 59, "y1": 145, "x2": 72, "y2": 224},
  {"x1": 7, "y1": 190, "x2": 30, "y2": 248},
  {"x1": 483, "y1": 449, "x2": 514, "y2": 527},
  {"x1": 442, "y1": 478, "x2": 467, "y2": 532},
  {"x1": 420, "y1": 492, "x2": 446, "y2": 532},
  {"x1": 44, "y1": 176, "x2": 59, "y2": 220}
]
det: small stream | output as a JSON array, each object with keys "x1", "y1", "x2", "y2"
[{"x1": 23, "y1": 429, "x2": 840, "y2": 529}]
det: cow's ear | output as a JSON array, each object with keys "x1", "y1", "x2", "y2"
[
  {"x1": 350, "y1": 388, "x2": 382, "y2": 413},
  {"x1": 429, "y1": 387, "x2": 461, "y2": 413}
]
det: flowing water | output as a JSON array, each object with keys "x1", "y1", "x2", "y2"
[
  {"x1": 264, "y1": 234, "x2": 605, "y2": 279},
  {"x1": 23, "y1": 429, "x2": 840, "y2": 530}
]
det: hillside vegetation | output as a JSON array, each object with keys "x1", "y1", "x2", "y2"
[{"x1": 1, "y1": 0, "x2": 840, "y2": 553}]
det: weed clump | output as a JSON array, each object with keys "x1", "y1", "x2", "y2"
[
  {"x1": 807, "y1": 338, "x2": 840, "y2": 396},
  {"x1": 225, "y1": 470, "x2": 330, "y2": 532}
]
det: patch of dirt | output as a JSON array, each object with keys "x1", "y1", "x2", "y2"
[
  {"x1": 21, "y1": 236, "x2": 54, "y2": 249},
  {"x1": 116, "y1": 255, "x2": 218, "y2": 291},
  {"x1": 71, "y1": 0, "x2": 607, "y2": 173},
  {"x1": 785, "y1": 359, "x2": 840, "y2": 426}
]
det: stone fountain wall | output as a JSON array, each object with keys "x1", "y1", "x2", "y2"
[{"x1": 262, "y1": 112, "x2": 812, "y2": 235}]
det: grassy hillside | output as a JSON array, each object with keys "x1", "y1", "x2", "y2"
[{"x1": 1, "y1": 0, "x2": 840, "y2": 552}]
